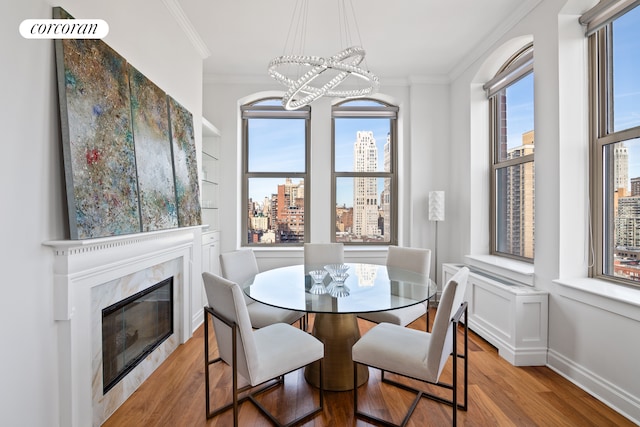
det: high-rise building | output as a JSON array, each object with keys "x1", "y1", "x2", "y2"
[
  {"x1": 381, "y1": 133, "x2": 391, "y2": 240},
  {"x1": 275, "y1": 178, "x2": 305, "y2": 243},
  {"x1": 616, "y1": 196, "x2": 640, "y2": 248},
  {"x1": 614, "y1": 144, "x2": 634, "y2": 250},
  {"x1": 614, "y1": 143, "x2": 629, "y2": 192},
  {"x1": 630, "y1": 176, "x2": 640, "y2": 197},
  {"x1": 505, "y1": 130, "x2": 535, "y2": 258},
  {"x1": 353, "y1": 131, "x2": 380, "y2": 238},
  {"x1": 336, "y1": 204, "x2": 353, "y2": 233}
]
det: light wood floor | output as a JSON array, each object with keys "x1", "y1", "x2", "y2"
[{"x1": 103, "y1": 310, "x2": 635, "y2": 426}]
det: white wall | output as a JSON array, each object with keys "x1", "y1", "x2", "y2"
[
  {"x1": 1, "y1": 1, "x2": 202, "y2": 426},
  {"x1": 450, "y1": 0, "x2": 640, "y2": 423}
]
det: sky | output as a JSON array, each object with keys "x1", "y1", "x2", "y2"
[
  {"x1": 613, "y1": 6, "x2": 640, "y2": 180},
  {"x1": 505, "y1": 72, "x2": 534, "y2": 149}
]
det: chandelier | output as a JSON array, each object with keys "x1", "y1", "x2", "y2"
[{"x1": 268, "y1": 0, "x2": 379, "y2": 110}]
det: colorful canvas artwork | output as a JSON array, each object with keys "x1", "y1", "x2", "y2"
[
  {"x1": 54, "y1": 6, "x2": 202, "y2": 239},
  {"x1": 168, "y1": 96, "x2": 202, "y2": 227},
  {"x1": 128, "y1": 66, "x2": 179, "y2": 232},
  {"x1": 54, "y1": 8, "x2": 141, "y2": 239}
]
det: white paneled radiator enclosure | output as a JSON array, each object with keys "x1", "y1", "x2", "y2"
[{"x1": 443, "y1": 263, "x2": 548, "y2": 366}]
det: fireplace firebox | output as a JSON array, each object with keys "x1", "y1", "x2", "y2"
[{"x1": 102, "y1": 277, "x2": 173, "y2": 394}]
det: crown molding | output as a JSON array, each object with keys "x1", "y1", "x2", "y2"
[
  {"x1": 408, "y1": 75, "x2": 451, "y2": 85},
  {"x1": 162, "y1": 0, "x2": 211, "y2": 59},
  {"x1": 203, "y1": 73, "x2": 451, "y2": 87},
  {"x1": 203, "y1": 73, "x2": 277, "y2": 85},
  {"x1": 448, "y1": 0, "x2": 542, "y2": 81}
]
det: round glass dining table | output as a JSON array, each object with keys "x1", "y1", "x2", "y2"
[{"x1": 243, "y1": 263, "x2": 435, "y2": 391}]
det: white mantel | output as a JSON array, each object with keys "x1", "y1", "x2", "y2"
[{"x1": 44, "y1": 226, "x2": 201, "y2": 427}]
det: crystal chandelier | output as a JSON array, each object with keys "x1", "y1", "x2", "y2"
[{"x1": 268, "y1": 0, "x2": 379, "y2": 110}]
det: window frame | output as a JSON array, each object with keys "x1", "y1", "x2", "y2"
[
  {"x1": 486, "y1": 43, "x2": 535, "y2": 262},
  {"x1": 331, "y1": 99, "x2": 399, "y2": 246},
  {"x1": 241, "y1": 98, "x2": 311, "y2": 247},
  {"x1": 588, "y1": 2, "x2": 640, "y2": 286}
]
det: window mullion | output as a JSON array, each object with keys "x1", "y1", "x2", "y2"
[{"x1": 494, "y1": 154, "x2": 535, "y2": 169}]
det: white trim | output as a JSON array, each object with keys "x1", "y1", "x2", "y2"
[
  {"x1": 553, "y1": 277, "x2": 640, "y2": 321},
  {"x1": 548, "y1": 349, "x2": 640, "y2": 425},
  {"x1": 162, "y1": 0, "x2": 211, "y2": 59},
  {"x1": 449, "y1": 0, "x2": 542, "y2": 81},
  {"x1": 408, "y1": 75, "x2": 450, "y2": 85},
  {"x1": 465, "y1": 254, "x2": 535, "y2": 286}
]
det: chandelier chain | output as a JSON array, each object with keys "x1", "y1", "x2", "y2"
[{"x1": 268, "y1": 0, "x2": 379, "y2": 110}]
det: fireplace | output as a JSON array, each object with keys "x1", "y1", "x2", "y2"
[
  {"x1": 102, "y1": 277, "x2": 173, "y2": 394},
  {"x1": 44, "y1": 228, "x2": 198, "y2": 427}
]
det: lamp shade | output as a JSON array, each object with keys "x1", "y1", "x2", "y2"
[{"x1": 428, "y1": 191, "x2": 445, "y2": 221}]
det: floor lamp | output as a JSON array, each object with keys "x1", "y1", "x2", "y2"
[{"x1": 429, "y1": 191, "x2": 445, "y2": 305}]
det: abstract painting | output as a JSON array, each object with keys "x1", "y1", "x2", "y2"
[
  {"x1": 129, "y1": 65, "x2": 179, "y2": 232},
  {"x1": 167, "y1": 96, "x2": 202, "y2": 227},
  {"x1": 54, "y1": 7, "x2": 141, "y2": 239}
]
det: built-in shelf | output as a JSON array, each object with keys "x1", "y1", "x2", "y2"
[{"x1": 202, "y1": 118, "x2": 220, "y2": 231}]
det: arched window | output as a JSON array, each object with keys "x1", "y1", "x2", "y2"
[
  {"x1": 241, "y1": 98, "x2": 310, "y2": 246},
  {"x1": 484, "y1": 43, "x2": 535, "y2": 261},
  {"x1": 331, "y1": 99, "x2": 398, "y2": 245}
]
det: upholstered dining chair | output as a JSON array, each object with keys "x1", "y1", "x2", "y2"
[
  {"x1": 352, "y1": 266, "x2": 470, "y2": 427},
  {"x1": 358, "y1": 246, "x2": 433, "y2": 331},
  {"x1": 303, "y1": 242, "x2": 345, "y2": 272},
  {"x1": 202, "y1": 272, "x2": 324, "y2": 427},
  {"x1": 219, "y1": 249, "x2": 306, "y2": 330}
]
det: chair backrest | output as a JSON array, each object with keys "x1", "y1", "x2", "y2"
[
  {"x1": 304, "y1": 243, "x2": 344, "y2": 273},
  {"x1": 424, "y1": 266, "x2": 469, "y2": 382},
  {"x1": 202, "y1": 271, "x2": 259, "y2": 383},
  {"x1": 220, "y1": 249, "x2": 259, "y2": 304},
  {"x1": 385, "y1": 246, "x2": 431, "y2": 277}
]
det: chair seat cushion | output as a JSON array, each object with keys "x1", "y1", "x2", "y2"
[
  {"x1": 251, "y1": 323, "x2": 324, "y2": 385},
  {"x1": 352, "y1": 322, "x2": 436, "y2": 383},
  {"x1": 247, "y1": 302, "x2": 304, "y2": 329},
  {"x1": 358, "y1": 302, "x2": 427, "y2": 327}
]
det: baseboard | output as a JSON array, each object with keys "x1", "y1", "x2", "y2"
[
  {"x1": 548, "y1": 349, "x2": 640, "y2": 425},
  {"x1": 192, "y1": 307, "x2": 204, "y2": 333},
  {"x1": 469, "y1": 319, "x2": 547, "y2": 366}
]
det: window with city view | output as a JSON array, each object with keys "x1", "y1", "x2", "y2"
[
  {"x1": 486, "y1": 44, "x2": 535, "y2": 261},
  {"x1": 241, "y1": 99, "x2": 310, "y2": 246},
  {"x1": 332, "y1": 100, "x2": 398, "y2": 245},
  {"x1": 589, "y1": 4, "x2": 640, "y2": 286}
]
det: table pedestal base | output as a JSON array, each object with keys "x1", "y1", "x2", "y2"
[{"x1": 304, "y1": 313, "x2": 369, "y2": 391}]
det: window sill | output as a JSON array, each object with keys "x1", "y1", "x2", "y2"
[
  {"x1": 250, "y1": 245, "x2": 389, "y2": 260},
  {"x1": 553, "y1": 277, "x2": 640, "y2": 322},
  {"x1": 248, "y1": 245, "x2": 389, "y2": 252},
  {"x1": 464, "y1": 254, "x2": 534, "y2": 287}
]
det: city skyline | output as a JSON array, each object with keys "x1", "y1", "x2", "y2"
[{"x1": 248, "y1": 122, "x2": 390, "y2": 207}]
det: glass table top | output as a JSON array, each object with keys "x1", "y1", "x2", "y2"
[{"x1": 243, "y1": 263, "x2": 435, "y2": 314}]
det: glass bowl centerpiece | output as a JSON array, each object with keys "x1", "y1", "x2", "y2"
[
  {"x1": 309, "y1": 269, "x2": 328, "y2": 284},
  {"x1": 324, "y1": 263, "x2": 350, "y2": 284},
  {"x1": 307, "y1": 269, "x2": 328, "y2": 294}
]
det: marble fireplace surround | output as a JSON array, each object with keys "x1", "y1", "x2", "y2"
[{"x1": 44, "y1": 227, "x2": 198, "y2": 427}]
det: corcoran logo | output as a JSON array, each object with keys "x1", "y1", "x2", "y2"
[{"x1": 20, "y1": 19, "x2": 109, "y2": 39}]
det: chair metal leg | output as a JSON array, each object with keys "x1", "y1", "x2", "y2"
[
  {"x1": 204, "y1": 309, "x2": 210, "y2": 416},
  {"x1": 205, "y1": 306, "x2": 323, "y2": 426},
  {"x1": 426, "y1": 304, "x2": 430, "y2": 332},
  {"x1": 452, "y1": 314, "x2": 457, "y2": 427},
  {"x1": 353, "y1": 303, "x2": 469, "y2": 427}
]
